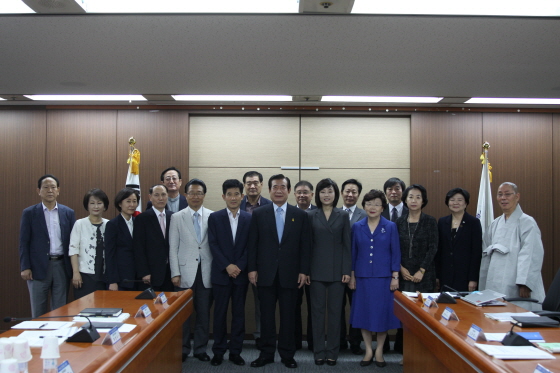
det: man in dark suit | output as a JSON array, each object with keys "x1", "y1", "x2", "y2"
[
  {"x1": 146, "y1": 167, "x2": 188, "y2": 212},
  {"x1": 381, "y1": 177, "x2": 408, "y2": 222},
  {"x1": 293, "y1": 180, "x2": 316, "y2": 351},
  {"x1": 339, "y1": 179, "x2": 366, "y2": 355},
  {"x1": 20, "y1": 174, "x2": 76, "y2": 318},
  {"x1": 134, "y1": 184, "x2": 174, "y2": 292},
  {"x1": 240, "y1": 170, "x2": 272, "y2": 350},
  {"x1": 208, "y1": 179, "x2": 251, "y2": 367},
  {"x1": 248, "y1": 174, "x2": 311, "y2": 369}
]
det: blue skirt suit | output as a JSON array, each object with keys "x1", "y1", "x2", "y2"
[{"x1": 350, "y1": 216, "x2": 401, "y2": 332}]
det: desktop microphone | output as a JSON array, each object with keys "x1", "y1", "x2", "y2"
[
  {"x1": 123, "y1": 279, "x2": 158, "y2": 299},
  {"x1": 4, "y1": 314, "x2": 100, "y2": 343},
  {"x1": 436, "y1": 285, "x2": 459, "y2": 304}
]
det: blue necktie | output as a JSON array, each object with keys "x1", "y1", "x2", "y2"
[
  {"x1": 193, "y1": 212, "x2": 201, "y2": 243},
  {"x1": 276, "y1": 207, "x2": 284, "y2": 243}
]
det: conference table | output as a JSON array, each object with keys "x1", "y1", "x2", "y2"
[
  {"x1": 394, "y1": 291, "x2": 560, "y2": 373},
  {"x1": 2, "y1": 290, "x2": 193, "y2": 372}
]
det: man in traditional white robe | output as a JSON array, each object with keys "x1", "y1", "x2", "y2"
[{"x1": 479, "y1": 182, "x2": 545, "y2": 311}]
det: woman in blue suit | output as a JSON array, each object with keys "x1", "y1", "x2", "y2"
[
  {"x1": 104, "y1": 188, "x2": 140, "y2": 291},
  {"x1": 349, "y1": 189, "x2": 401, "y2": 368}
]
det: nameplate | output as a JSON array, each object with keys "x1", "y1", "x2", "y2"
[
  {"x1": 154, "y1": 292, "x2": 168, "y2": 305},
  {"x1": 58, "y1": 360, "x2": 74, "y2": 373},
  {"x1": 101, "y1": 326, "x2": 121, "y2": 345},
  {"x1": 467, "y1": 324, "x2": 487, "y2": 342},
  {"x1": 135, "y1": 304, "x2": 152, "y2": 318},
  {"x1": 534, "y1": 364, "x2": 553, "y2": 373},
  {"x1": 441, "y1": 307, "x2": 459, "y2": 321},
  {"x1": 423, "y1": 296, "x2": 438, "y2": 308}
]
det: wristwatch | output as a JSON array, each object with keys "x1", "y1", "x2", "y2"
[
  {"x1": 419, "y1": 268, "x2": 426, "y2": 274},
  {"x1": 392, "y1": 276, "x2": 399, "y2": 280}
]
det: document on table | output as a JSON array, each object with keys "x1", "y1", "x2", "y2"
[
  {"x1": 402, "y1": 292, "x2": 442, "y2": 299},
  {"x1": 474, "y1": 344, "x2": 556, "y2": 360},
  {"x1": 11, "y1": 321, "x2": 75, "y2": 330},
  {"x1": 73, "y1": 313, "x2": 130, "y2": 323},
  {"x1": 484, "y1": 312, "x2": 538, "y2": 322},
  {"x1": 97, "y1": 324, "x2": 137, "y2": 333},
  {"x1": 17, "y1": 327, "x2": 79, "y2": 347}
]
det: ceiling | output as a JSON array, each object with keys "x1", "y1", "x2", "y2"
[{"x1": 1, "y1": 12, "x2": 560, "y2": 108}]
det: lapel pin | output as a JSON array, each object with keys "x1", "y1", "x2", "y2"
[
  {"x1": 292, "y1": 218, "x2": 294, "y2": 222},
  {"x1": 381, "y1": 228, "x2": 386, "y2": 233}
]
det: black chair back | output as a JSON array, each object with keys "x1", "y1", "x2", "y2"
[{"x1": 542, "y1": 267, "x2": 560, "y2": 312}]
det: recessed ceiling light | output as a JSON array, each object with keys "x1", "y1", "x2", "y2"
[
  {"x1": 25, "y1": 95, "x2": 147, "y2": 101},
  {"x1": 172, "y1": 95, "x2": 292, "y2": 101},
  {"x1": 322, "y1": 96, "x2": 443, "y2": 103},
  {"x1": 466, "y1": 98, "x2": 560, "y2": 105}
]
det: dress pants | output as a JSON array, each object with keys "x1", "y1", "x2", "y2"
[
  {"x1": 259, "y1": 273, "x2": 298, "y2": 360},
  {"x1": 310, "y1": 280, "x2": 345, "y2": 360},
  {"x1": 28, "y1": 259, "x2": 69, "y2": 318},
  {"x1": 295, "y1": 284, "x2": 313, "y2": 348},
  {"x1": 341, "y1": 285, "x2": 362, "y2": 346},
  {"x1": 177, "y1": 263, "x2": 213, "y2": 355},
  {"x1": 250, "y1": 284, "x2": 261, "y2": 339},
  {"x1": 212, "y1": 281, "x2": 248, "y2": 355}
]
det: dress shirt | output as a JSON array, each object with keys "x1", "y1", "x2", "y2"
[
  {"x1": 244, "y1": 196, "x2": 263, "y2": 214},
  {"x1": 153, "y1": 206, "x2": 166, "y2": 230},
  {"x1": 167, "y1": 195, "x2": 180, "y2": 212},
  {"x1": 391, "y1": 202, "x2": 405, "y2": 218},
  {"x1": 43, "y1": 202, "x2": 63, "y2": 255},
  {"x1": 342, "y1": 204, "x2": 357, "y2": 221},
  {"x1": 122, "y1": 213, "x2": 134, "y2": 236},
  {"x1": 69, "y1": 217, "x2": 109, "y2": 274},
  {"x1": 227, "y1": 208, "x2": 240, "y2": 244},
  {"x1": 274, "y1": 202, "x2": 287, "y2": 224}
]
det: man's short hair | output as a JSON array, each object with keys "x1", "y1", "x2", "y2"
[
  {"x1": 315, "y1": 178, "x2": 340, "y2": 209},
  {"x1": 268, "y1": 174, "x2": 291, "y2": 191},
  {"x1": 38, "y1": 174, "x2": 59, "y2": 188},
  {"x1": 402, "y1": 184, "x2": 428, "y2": 209},
  {"x1": 499, "y1": 182, "x2": 518, "y2": 193},
  {"x1": 150, "y1": 184, "x2": 169, "y2": 194},
  {"x1": 383, "y1": 177, "x2": 406, "y2": 192},
  {"x1": 243, "y1": 171, "x2": 263, "y2": 184},
  {"x1": 160, "y1": 167, "x2": 182, "y2": 181},
  {"x1": 341, "y1": 179, "x2": 363, "y2": 194},
  {"x1": 114, "y1": 188, "x2": 140, "y2": 212},
  {"x1": 222, "y1": 179, "x2": 244, "y2": 195},
  {"x1": 82, "y1": 188, "x2": 110, "y2": 211},
  {"x1": 294, "y1": 180, "x2": 314, "y2": 192},
  {"x1": 185, "y1": 178, "x2": 207, "y2": 194}
]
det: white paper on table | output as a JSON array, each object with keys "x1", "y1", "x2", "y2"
[
  {"x1": 402, "y1": 292, "x2": 418, "y2": 298},
  {"x1": 12, "y1": 321, "x2": 75, "y2": 330},
  {"x1": 17, "y1": 327, "x2": 78, "y2": 347},
  {"x1": 484, "y1": 312, "x2": 538, "y2": 322},
  {"x1": 73, "y1": 313, "x2": 130, "y2": 323},
  {"x1": 474, "y1": 344, "x2": 556, "y2": 360},
  {"x1": 97, "y1": 324, "x2": 137, "y2": 333}
]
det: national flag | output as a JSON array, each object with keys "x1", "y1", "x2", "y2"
[
  {"x1": 125, "y1": 137, "x2": 141, "y2": 214},
  {"x1": 476, "y1": 142, "x2": 493, "y2": 235}
]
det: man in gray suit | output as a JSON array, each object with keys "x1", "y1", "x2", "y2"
[
  {"x1": 339, "y1": 179, "x2": 366, "y2": 354},
  {"x1": 169, "y1": 178, "x2": 214, "y2": 362}
]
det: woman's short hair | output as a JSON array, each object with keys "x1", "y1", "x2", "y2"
[
  {"x1": 83, "y1": 188, "x2": 109, "y2": 211},
  {"x1": 402, "y1": 184, "x2": 428, "y2": 209},
  {"x1": 445, "y1": 188, "x2": 470, "y2": 206},
  {"x1": 361, "y1": 189, "x2": 387, "y2": 209},
  {"x1": 315, "y1": 178, "x2": 340, "y2": 209},
  {"x1": 114, "y1": 188, "x2": 140, "y2": 212}
]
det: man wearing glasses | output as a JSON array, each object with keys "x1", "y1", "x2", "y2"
[
  {"x1": 147, "y1": 167, "x2": 188, "y2": 212},
  {"x1": 479, "y1": 182, "x2": 545, "y2": 311}
]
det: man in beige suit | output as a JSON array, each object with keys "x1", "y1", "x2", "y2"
[{"x1": 169, "y1": 178, "x2": 214, "y2": 362}]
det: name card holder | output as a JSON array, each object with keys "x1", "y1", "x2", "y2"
[
  {"x1": 101, "y1": 326, "x2": 122, "y2": 346},
  {"x1": 135, "y1": 304, "x2": 152, "y2": 318},
  {"x1": 154, "y1": 292, "x2": 169, "y2": 309},
  {"x1": 467, "y1": 324, "x2": 487, "y2": 342},
  {"x1": 441, "y1": 307, "x2": 460, "y2": 321},
  {"x1": 423, "y1": 296, "x2": 439, "y2": 309},
  {"x1": 58, "y1": 360, "x2": 74, "y2": 373},
  {"x1": 534, "y1": 363, "x2": 553, "y2": 373}
]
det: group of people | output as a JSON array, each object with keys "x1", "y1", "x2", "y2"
[{"x1": 19, "y1": 169, "x2": 546, "y2": 369}]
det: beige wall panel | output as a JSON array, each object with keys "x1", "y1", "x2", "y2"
[
  {"x1": 301, "y1": 116, "x2": 410, "y2": 169},
  {"x1": 188, "y1": 167, "x2": 299, "y2": 211},
  {"x1": 189, "y1": 116, "x2": 300, "y2": 168},
  {"x1": 300, "y1": 169, "x2": 410, "y2": 201}
]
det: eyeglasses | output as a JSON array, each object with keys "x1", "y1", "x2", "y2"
[
  {"x1": 164, "y1": 177, "x2": 179, "y2": 182},
  {"x1": 187, "y1": 192, "x2": 205, "y2": 196},
  {"x1": 497, "y1": 192, "x2": 515, "y2": 198},
  {"x1": 295, "y1": 191, "x2": 310, "y2": 195},
  {"x1": 364, "y1": 202, "x2": 383, "y2": 207}
]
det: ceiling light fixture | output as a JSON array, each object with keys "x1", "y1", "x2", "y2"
[
  {"x1": 322, "y1": 96, "x2": 443, "y2": 103},
  {"x1": 466, "y1": 98, "x2": 560, "y2": 105},
  {"x1": 172, "y1": 95, "x2": 292, "y2": 101},
  {"x1": 24, "y1": 95, "x2": 147, "y2": 101}
]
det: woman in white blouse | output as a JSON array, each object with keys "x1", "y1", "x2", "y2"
[{"x1": 69, "y1": 188, "x2": 109, "y2": 299}]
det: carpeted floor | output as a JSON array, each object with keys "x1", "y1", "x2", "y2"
[{"x1": 182, "y1": 341, "x2": 403, "y2": 372}]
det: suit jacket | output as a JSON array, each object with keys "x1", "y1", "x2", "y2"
[
  {"x1": 349, "y1": 206, "x2": 367, "y2": 225},
  {"x1": 308, "y1": 208, "x2": 351, "y2": 282},
  {"x1": 133, "y1": 208, "x2": 173, "y2": 287},
  {"x1": 208, "y1": 208, "x2": 251, "y2": 286},
  {"x1": 169, "y1": 206, "x2": 213, "y2": 288},
  {"x1": 381, "y1": 204, "x2": 409, "y2": 221},
  {"x1": 436, "y1": 212, "x2": 483, "y2": 291},
  {"x1": 248, "y1": 203, "x2": 311, "y2": 288},
  {"x1": 240, "y1": 195, "x2": 272, "y2": 212},
  {"x1": 19, "y1": 203, "x2": 76, "y2": 280},
  {"x1": 104, "y1": 214, "x2": 136, "y2": 288},
  {"x1": 351, "y1": 216, "x2": 401, "y2": 277},
  {"x1": 147, "y1": 194, "x2": 188, "y2": 212}
]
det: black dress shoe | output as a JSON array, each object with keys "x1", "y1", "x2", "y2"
[
  {"x1": 210, "y1": 355, "x2": 223, "y2": 366},
  {"x1": 182, "y1": 353, "x2": 188, "y2": 362},
  {"x1": 250, "y1": 356, "x2": 274, "y2": 367},
  {"x1": 375, "y1": 360, "x2": 387, "y2": 367},
  {"x1": 281, "y1": 358, "x2": 298, "y2": 368},
  {"x1": 326, "y1": 359, "x2": 337, "y2": 366},
  {"x1": 360, "y1": 358, "x2": 373, "y2": 367},
  {"x1": 193, "y1": 352, "x2": 211, "y2": 362},
  {"x1": 350, "y1": 344, "x2": 364, "y2": 355},
  {"x1": 229, "y1": 354, "x2": 245, "y2": 366},
  {"x1": 314, "y1": 359, "x2": 325, "y2": 365}
]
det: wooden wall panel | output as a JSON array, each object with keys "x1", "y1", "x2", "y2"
[
  {"x1": 0, "y1": 110, "x2": 47, "y2": 322},
  {"x1": 116, "y1": 111, "x2": 190, "y2": 210},
  {"x1": 482, "y1": 113, "x2": 554, "y2": 287},
  {"x1": 554, "y1": 114, "x2": 560, "y2": 275},
  {"x1": 410, "y1": 112, "x2": 483, "y2": 221},
  {"x1": 46, "y1": 110, "x2": 118, "y2": 220}
]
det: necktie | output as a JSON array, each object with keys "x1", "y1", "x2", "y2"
[
  {"x1": 159, "y1": 212, "x2": 166, "y2": 237},
  {"x1": 193, "y1": 212, "x2": 202, "y2": 243},
  {"x1": 276, "y1": 207, "x2": 284, "y2": 243},
  {"x1": 346, "y1": 208, "x2": 352, "y2": 220},
  {"x1": 391, "y1": 207, "x2": 398, "y2": 222}
]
